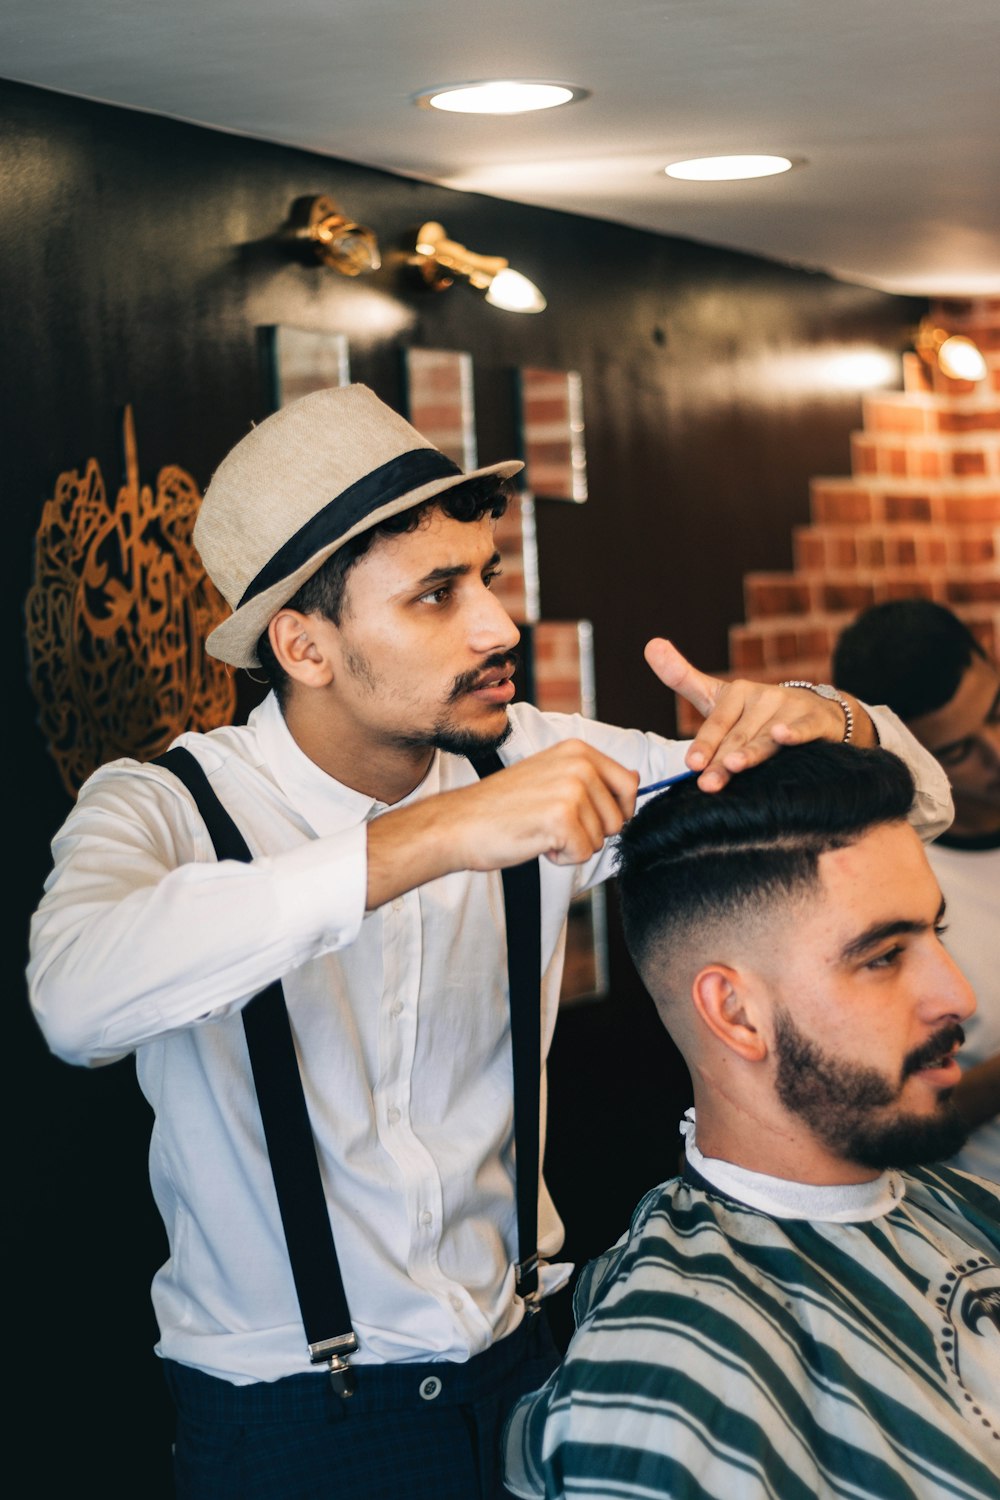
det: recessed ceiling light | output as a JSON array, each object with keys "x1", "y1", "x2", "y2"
[
  {"x1": 664, "y1": 155, "x2": 796, "y2": 181},
  {"x1": 414, "y1": 81, "x2": 589, "y2": 115}
]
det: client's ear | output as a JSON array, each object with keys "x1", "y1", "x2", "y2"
[
  {"x1": 691, "y1": 965, "x2": 768, "y2": 1063},
  {"x1": 268, "y1": 610, "x2": 334, "y2": 688}
]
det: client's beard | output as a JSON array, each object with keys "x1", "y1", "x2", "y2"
[{"x1": 773, "y1": 1008, "x2": 970, "y2": 1170}]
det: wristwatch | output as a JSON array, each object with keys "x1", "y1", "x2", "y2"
[{"x1": 779, "y1": 681, "x2": 854, "y2": 744}]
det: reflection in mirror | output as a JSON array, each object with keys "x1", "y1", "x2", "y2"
[
  {"x1": 401, "y1": 347, "x2": 477, "y2": 469},
  {"x1": 516, "y1": 368, "x2": 587, "y2": 502},
  {"x1": 263, "y1": 326, "x2": 350, "y2": 408}
]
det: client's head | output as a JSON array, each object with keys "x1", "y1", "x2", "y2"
[
  {"x1": 833, "y1": 599, "x2": 1000, "y2": 839},
  {"x1": 615, "y1": 742, "x2": 975, "y2": 1179}
]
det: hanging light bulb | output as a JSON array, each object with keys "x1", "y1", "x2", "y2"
[
  {"x1": 410, "y1": 222, "x2": 546, "y2": 314},
  {"x1": 936, "y1": 335, "x2": 988, "y2": 382},
  {"x1": 915, "y1": 318, "x2": 988, "y2": 383},
  {"x1": 484, "y1": 268, "x2": 547, "y2": 313}
]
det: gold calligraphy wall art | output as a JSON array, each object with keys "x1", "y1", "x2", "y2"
[{"x1": 25, "y1": 406, "x2": 237, "y2": 796}]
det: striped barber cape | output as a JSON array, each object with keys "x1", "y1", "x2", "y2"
[{"x1": 504, "y1": 1158, "x2": 1000, "y2": 1499}]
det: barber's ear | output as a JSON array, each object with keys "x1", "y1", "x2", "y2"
[
  {"x1": 268, "y1": 610, "x2": 334, "y2": 688},
  {"x1": 691, "y1": 966, "x2": 768, "y2": 1063}
]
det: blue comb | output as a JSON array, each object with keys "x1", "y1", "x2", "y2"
[{"x1": 635, "y1": 768, "x2": 700, "y2": 798}]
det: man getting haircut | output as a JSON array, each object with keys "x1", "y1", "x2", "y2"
[{"x1": 504, "y1": 743, "x2": 1000, "y2": 1500}]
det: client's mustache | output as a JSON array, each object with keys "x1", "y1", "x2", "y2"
[
  {"x1": 448, "y1": 652, "x2": 520, "y2": 702},
  {"x1": 902, "y1": 1021, "x2": 965, "y2": 1079}
]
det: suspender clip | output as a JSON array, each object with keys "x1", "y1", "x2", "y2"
[
  {"x1": 516, "y1": 1253, "x2": 541, "y2": 1313},
  {"x1": 327, "y1": 1352, "x2": 356, "y2": 1398},
  {"x1": 309, "y1": 1332, "x2": 359, "y2": 1398}
]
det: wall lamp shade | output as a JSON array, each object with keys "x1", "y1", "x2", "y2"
[
  {"x1": 410, "y1": 222, "x2": 546, "y2": 313},
  {"x1": 283, "y1": 194, "x2": 381, "y2": 275},
  {"x1": 916, "y1": 318, "x2": 988, "y2": 382}
]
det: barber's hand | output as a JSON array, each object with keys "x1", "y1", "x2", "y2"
[
  {"x1": 645, "y1": 637, "x2": 874, "y2": 791},
  {"x1": 365, "y1": 741, "x2": 638, "y2": 909},
  {"x1": 459, "y1": 739, "x2": 639, "y2": 869}
]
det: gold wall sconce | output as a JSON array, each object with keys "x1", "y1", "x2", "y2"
[
  {"x1": 915, "y1": 317, "x2": 988, "y2": 382},
  {"x1": 283, "y1": 194, "x2": 381, "y2": 276},
  {"x1": 409, "y1": 221, "x2": 546, "y2": 313}
]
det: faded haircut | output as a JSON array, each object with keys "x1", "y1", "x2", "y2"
[
  {"x1": 615, "y1": 742, "x2": 915, "y2": 984},
  {"x1": 833, "y1": 599, "x2": 985, "y2": 722},
  {"x1": 256, "y1": 476, "x2": 511, "y2": 705}
]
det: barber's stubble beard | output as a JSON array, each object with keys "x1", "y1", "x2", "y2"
[
  {"x1": 343, "y1": 647, "x2": 516, "y2": 758},
  {"x1": 423, "y1": 717, "x2": 514, "y2": 758},
  {"x1": 773, "y1": 1008, "x2": 970, "y2": 1170}
]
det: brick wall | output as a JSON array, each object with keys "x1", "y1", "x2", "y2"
[
  {"x1": 492, "y1": 496, "x2": 540, "y2": 625},
  {"x1": 531, "y1": 619, "x2": 596, "y2": 717},
  {"x1": 677, "y1": 295, "x2": 1000, "y2": 735}
]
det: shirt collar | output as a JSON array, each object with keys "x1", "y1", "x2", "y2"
[
  {"x1": 679, "y1": 1109, "x2": 905, "y2": 1223},
  {"x1": 248, "y1": 691, "x2": 442, "y2": 837}
]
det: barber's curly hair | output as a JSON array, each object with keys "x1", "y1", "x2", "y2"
[
  {"x1": 615, "y1": 742, "x2": 915, "y2": 974},
  {"x1": 256, "y1": 476, "x2": 511, "y2": 703}
]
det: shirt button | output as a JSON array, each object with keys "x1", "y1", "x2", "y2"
[
  {"x1": 419, "y1": 1376, "x2": 442, "y2": 1401},
  {"x1": 419, "y1": 1210, "x2": 433, "y2": 1226},
  {"x1": 387, "y1": 1106, "x2": 401, "y2": 1124},
  {"x1": 391, "y1": 897, "x2": 404, "y2": 913},
  {"x1": 449, "y1": 1293, "x2": 463, "y2": 1311},
  {"x1": 390, "y1": 1002, "x2": 403, "y2": 1019}
]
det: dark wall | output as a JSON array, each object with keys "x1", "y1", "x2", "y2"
[{"x1": 5, "y1": 77, "x2": 924, "y2": 1492}]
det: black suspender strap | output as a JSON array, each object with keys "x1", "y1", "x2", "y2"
[
  {"x1": 155, "y1": 747, "x2": 358, "y2": 1395},
  {"x1": 154, "y1": 743, "x2": 543, "y2": 1389},
  {"x1": 468, "y1": 748, "x2": 542, "y2": 1306}
]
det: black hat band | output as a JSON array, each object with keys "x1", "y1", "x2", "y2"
[{"x1": 239, "y1": 448, "x2": 463, "y2": 607}]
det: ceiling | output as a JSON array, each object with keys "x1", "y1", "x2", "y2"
[{"x1": 3, "y1": 0, "x2": 999, "y2": 297}]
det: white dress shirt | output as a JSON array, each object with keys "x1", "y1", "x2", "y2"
[{"x1": 27, "y1": 695, "x2": 952, "y2": 1383}]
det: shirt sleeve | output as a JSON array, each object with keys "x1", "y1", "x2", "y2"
[
  {"x1": 27, "y1": 762, "x2": 369, "y2": 1065},
  {"x1": 863, "y1": 702, "x2": 954, "y2": 840}
]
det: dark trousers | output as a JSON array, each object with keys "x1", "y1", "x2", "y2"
[{"x1": 164, "y1": 1312, "x2": 559, "y2": 1500}]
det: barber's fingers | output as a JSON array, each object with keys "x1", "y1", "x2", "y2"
[
  {"x1": 687, "y1": 680, "x2": 794, "y2": 779},
  {"x1": 463, "y1": 739, "x2": 638, "y2": 869},
  {"x1": 560, "y1": 742, "x2": 639, "y2": 830},
  {"x1": 516, "y1": 740, "x2": 638, "y2": 855},
  {"x1": 644, "y1": 638, "x2": 722, "y2": 719},
  {"x1": 542, "y1": 798, "x2": 608, "y2": 866},
  {"x1": 693, "y1": 684, "x2": 850, "y2": 788},
  {"x1": 540, "y1": 755, "x2": 633, "y2": 865},
  {"x1": 646, "y1": 638, "x2": 850, "y2": 790}
]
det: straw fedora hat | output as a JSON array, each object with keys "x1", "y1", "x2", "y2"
[{"x1": 194, "y1": 383, "x2": 523, "y2": 668}]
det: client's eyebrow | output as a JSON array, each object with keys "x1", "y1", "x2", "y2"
[{"x1": 839, "y1": 896, "x2": 947, "y2": 963}]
